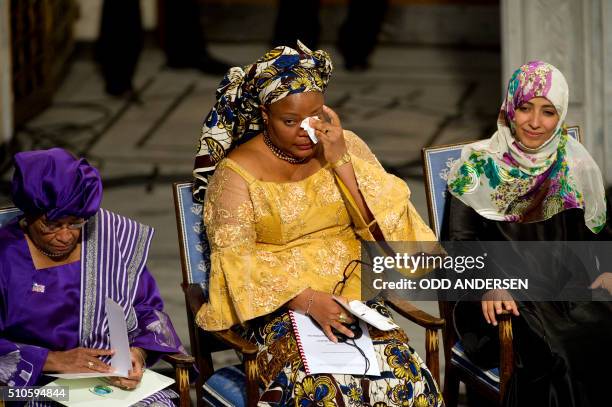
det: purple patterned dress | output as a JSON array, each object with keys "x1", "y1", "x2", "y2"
[{"x1": 0, "y1": 210, "x2": 183, "y2": 406}]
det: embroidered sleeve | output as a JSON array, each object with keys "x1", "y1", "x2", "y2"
[
  {"x1": 0, "y1": 342, "x2": 48, "y2": 386},
  {"x1": 130, "y1": 267, "x2": 184, "y2": 366},
  {"x1": 196, "y1": 162, "x2": 311, "y2": 330},
  {"x1": 203, "y1": 161, "x2": 257, "y2": 254},
  {"x1": 341, "y1": 130, "x2": 437, "y2": 241},
  {"x1": 0, "y1": 272, "x2": 48, "y2": 386}
]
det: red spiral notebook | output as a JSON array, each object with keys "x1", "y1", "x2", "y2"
[
  {"x1": 288, "y1": 310, "x2": 312, "y2": 375},
  {"x1": 288, "y1": 310, "x2": 380, "y2": 375}
]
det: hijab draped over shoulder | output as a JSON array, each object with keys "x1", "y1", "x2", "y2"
[
  {"x1": 446, "y1": 60, "x2": 606, "y2": 233},
  {"x1": 193, "y1": 41, "x2": 333, "y2": 202}
]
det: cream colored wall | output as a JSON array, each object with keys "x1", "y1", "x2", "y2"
[
  {"x1": 0, "y1": 0, "x2": 12, "y2": 144},
  {"x1": 74, "y1": 0, "x2": 157, "y2": 41},
  {"x1": 501, "y1": 0, "x2": 612, "y2": 183}
]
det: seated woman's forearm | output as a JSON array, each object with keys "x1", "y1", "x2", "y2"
[
  {"x1": 287, "y1": 288, "x2": 316, "y2": 314},
  {"x1": 288, "y1": 288, "x2": 357, "y2": 343}
]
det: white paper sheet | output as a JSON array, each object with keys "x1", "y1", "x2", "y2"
[
  {"x1": 105, "y1": 298, "x2": 132, "y2": 377},
  {"x1": 290, "y1": 311, "x2": 380, "y2": 376},
  {"x1": 334, "y1": 298, "x2": 401, "y2": 331},
  {"x1": 44, "y1": 369, "x2": 175, "y2": 407},
  {"x1": 47, "y1": 298, "x2": 132, "y2": 379}
]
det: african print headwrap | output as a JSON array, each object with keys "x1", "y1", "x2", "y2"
[
  {"x1": 193, "y1": 41, "x2": 333, "y2": 202},
  {"x1": 11, "y1": 148, "x2": 103, "y2": 220},
  {"x1": 447, "y1": 61, "x2": 606, "y2": 233}
]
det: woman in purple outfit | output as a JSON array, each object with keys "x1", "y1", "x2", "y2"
[{"x1": 0, "y1": 148, "x2": 183, "y2": 406}]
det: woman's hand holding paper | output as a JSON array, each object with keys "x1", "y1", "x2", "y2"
[
  {"x1": 107, "y1": 347, "x2": 146, "y2": 390},
  {"x1": 43, "y1": 347, "x2": 114, "y2": 374}
]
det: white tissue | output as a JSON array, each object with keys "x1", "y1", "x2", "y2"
[{"x1": 300, "y1": 116, "x2": 319, "y2": 144}]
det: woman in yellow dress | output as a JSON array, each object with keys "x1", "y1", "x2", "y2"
[{"x1": 193, "y1": 41, "x2": 443, "y2": 406}]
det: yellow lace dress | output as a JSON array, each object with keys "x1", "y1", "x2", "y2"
[
  {"x1": 197, "y1": 130, "x2": 436, "y2": 330},
  {"x1": 196, "y1": 131, "x2": 442, "y2": 406}
]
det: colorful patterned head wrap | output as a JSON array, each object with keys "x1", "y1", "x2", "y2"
[
  {"x1": 503, "y1": 60, "x2": 568, "y2": 124},
  {"x1": 11, "y1": 148, "x2": 103, "y2": 220},
  {"x1": 447, "y1": 61, "x2": 606, "y2": 232},
  {"x1": 193, "y1": 41, "x2": 333, "y2": 201}
]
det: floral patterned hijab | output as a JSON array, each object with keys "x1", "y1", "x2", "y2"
[
  {"x1": 193, "y1": 41, "x2": 333, "y2": 202},
  {"x1": 447, "y1": 60, "x2": 606, "y2": 233}
]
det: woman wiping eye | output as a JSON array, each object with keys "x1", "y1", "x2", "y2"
[{"x1": 192, "y1": 41, "x2": 443, "y2": 407}]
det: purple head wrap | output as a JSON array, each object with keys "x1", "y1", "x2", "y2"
[{"x1": 11, "y1": 148, "x2": 103, "y2": 220}]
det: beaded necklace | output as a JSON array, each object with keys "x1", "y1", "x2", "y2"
[
  {"x1": 33, "y1": 244, "x2": 69, "y2": 258},
  {"x1": 263, "y1": 130, "x2": 307, "y2": 164}
]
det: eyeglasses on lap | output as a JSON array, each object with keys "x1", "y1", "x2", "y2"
[{"x1": 333, "y1": 259, "x2": 372, "y2": 296}]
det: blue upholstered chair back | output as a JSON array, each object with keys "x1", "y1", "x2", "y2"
[
  {"x1": 173, "y1": 182, "x2": 253, "y2": 406},
  {"x1": 173, "y1": 182, "x2": 211, "y2": 300},
  {"x1": 422, "y1": 126, "x2": 580, "y2": 238},
  {"x1": 0, "y1": 207, "x2": 22, "y2": 228}
]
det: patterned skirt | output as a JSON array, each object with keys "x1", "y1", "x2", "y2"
[{"x1": 241, "y1": 300, "x2": 444, "y2": 407}]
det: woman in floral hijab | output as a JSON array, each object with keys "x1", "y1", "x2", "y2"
[
  {"x1": 448, "y1": 60, "x2": 606, "y2": 232},
  {"x1": 447, "y1": 61, "x2": 612, "y2": 407}
]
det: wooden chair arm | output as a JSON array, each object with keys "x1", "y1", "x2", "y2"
[
  {"x1": 212, "y1": 329, "x2": 259, "y2": 357},
  {"x1": 245, "y1": 358, "x2": 260, "y2": 407},
  {"x1": 384, "y1": 294, "x2": 444, "y2": 384},
  {"x1": 209, "y1": 327, "x2": 260, "y2": 406},
  {"x1": 497, "y1": 312, "x2": 514, "y2": 402},
  {"x1": 162, "y1": 353, "x2": 195, "y2": 368},
  {"x1": 385, "y1": 293, "x2": 445, "y2": 330},
  {"x1": 183, "y1": 282, "x2": 259, "y2": 404},
  {"x1": 161, "y1": 353, "x2": 194, "y2": 407},
  {"x1": 183, "y1": 283, "x2": 258, "y2": 356},
  {"x1": 424, "y1": 328, "x2": 441, "y2": 385}
]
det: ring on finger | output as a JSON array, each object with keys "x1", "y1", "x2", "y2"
[
  {"x1": 87, "y1": 361, "x2": 94, "y2": 369},
  {"x1": 338, "y1": 313, "x2": 348, "y2": 323}
]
